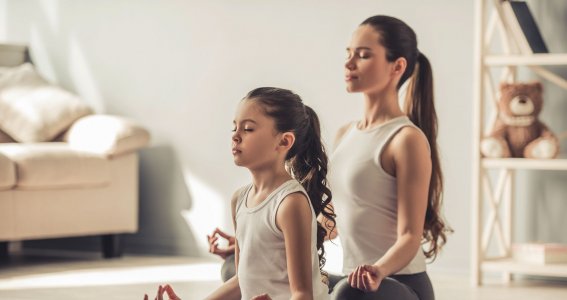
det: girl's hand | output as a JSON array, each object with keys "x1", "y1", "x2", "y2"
[
  {"x1": 250, "y1": 294, "x2": 272, "y2": 300},
  {"x1": 207, "y1": 227, "x2": 236, "y2": 259},
  {"x1": 143, "y1": 284, "x2": 181, "y2": 300},
  {"x1": 347, "y1": 265, "x2": 385, "y2": 292}
]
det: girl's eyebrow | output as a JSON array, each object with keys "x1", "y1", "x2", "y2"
[{"x1": 233, "y1": 119, "x2": 258, "y2": 124}]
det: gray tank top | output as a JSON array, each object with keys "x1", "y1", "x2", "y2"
[
  {"x1": 235, "y1": 179, "x2": 329, "y2": 300},
  {"x1": 329, "y1": 116, "x2": 427, "y2": 275}
]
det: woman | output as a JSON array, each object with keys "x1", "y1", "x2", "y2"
[{"x1": 327, "y1": 15, "x2": 450, "y2": 300}]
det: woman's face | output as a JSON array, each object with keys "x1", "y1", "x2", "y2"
[
  {"x1": 231, "y1": 100, "x2": 281, "y2": 169},
  {"x1": 344, "y1": 25, "x2": 398, "y2": 94}
]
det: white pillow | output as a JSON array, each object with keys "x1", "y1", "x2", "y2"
[
  {"x1": 0, "y1": 128, "x2": 15, "y2": 143},
  {"x1": 0, "y1": 63, "x2": 92, "y2": 142}
]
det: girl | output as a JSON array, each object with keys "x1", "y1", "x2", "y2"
[
  {"x1": 148, "y1": 87, "x2": 335, "y2": 300},
  {"x1": 326, "y1": 15, "x2": 450, "y2": 300}
]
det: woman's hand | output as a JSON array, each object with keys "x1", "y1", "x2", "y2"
[
  {"x1": 143, "y1": 284, "x2": 181, "y2": 300},
  {"x1": 207, "y1": 227, "x2": 236, "y2": 259},
  {"x1": 347, "y1": 265, "x2": 385, "y2": 292},
  {"x1": 250, "y1": 294, "x2": 272, "y2": 300}
]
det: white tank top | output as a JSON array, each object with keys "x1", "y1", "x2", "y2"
[
  {"x1": 329, "y1": 116, "x2": 427, "y2": 275},
  {"x1": 235, "y1": 179, "x2": 329, "y2": 300}
]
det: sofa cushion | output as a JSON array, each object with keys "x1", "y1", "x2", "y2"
[
  {"x1": 0, "y1": 143, "x2": 110, "y2": 189},
  {"x1": 0, "y1": 151, "x2": 16, "y2": 190},
  {"x1": 65, "y1": 115, "x2": 151, "y2": 157},
  {"x1": 0, "y1": 63, "x2": 93, "y2": 142}
]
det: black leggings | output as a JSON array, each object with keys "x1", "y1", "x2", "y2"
[
  {"x1": 220, "y1": 254, "x2": 236, "y2": 282},
  {"x1": 220, "y1": 255, "x2": 434, "y2": 300},
  {"x1": 328, "y1": 272, "x2": 434, "y2": 300}
]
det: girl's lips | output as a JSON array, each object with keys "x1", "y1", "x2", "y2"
[{"x1": 345, "y1": 75, "x2": 358, "y2": 81}]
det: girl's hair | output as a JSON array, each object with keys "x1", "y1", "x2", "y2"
[
  {"x1": 361, "y1": 15, "x2": 451, "y2": 261},
  {"x1": 243, "y1": 87, "x2": 336, "y2": 278}
]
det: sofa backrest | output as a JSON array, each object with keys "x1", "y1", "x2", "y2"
[{"x1": 0, "y1": 44, "x2": 31, "y2": 67}]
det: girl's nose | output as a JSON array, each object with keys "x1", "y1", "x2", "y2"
[{"x1": 232, "y1": 132, "x2": 240, "y2": 143}]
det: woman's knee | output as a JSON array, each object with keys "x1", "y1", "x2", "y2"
[
  {"x1": 330, "y1": 278, "x2": 365, "y2": 300},
  {"x1": 331, "y1": 277, "x2": 419, "y2": 300}
]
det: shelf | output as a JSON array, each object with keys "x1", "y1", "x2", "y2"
[
  {"x1": 484, "y1": 54, "x2": 567, "y2": 66},
  {"x1": 482, "y1": 258, "x2": 567, "y2": 277},
  {"x1": 482, "y1": 158, "x2": 567, "y2": 170}
]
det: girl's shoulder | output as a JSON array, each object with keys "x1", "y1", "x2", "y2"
[{"x1": 231, "y1": 184, "x2": 252, "y2": 212}]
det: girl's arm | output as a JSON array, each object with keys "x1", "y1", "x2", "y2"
[
  {"x1": 205, "y1": 190, "x2": 242, "y2": 300},
  {"x1": 205, "y1": 275, "x2": 240, "y2": 300},
  {"x1": 350, "y1": 127, "x2": 431, "y2": 291},
  {"x1": 276, "y1": 192, "x2": 315, "y2": 300}
]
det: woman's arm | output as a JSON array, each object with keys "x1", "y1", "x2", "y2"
[
  {"x1": 349, "y1": 127, "x2": 431, "y2": 292},
  {"x1": 375, "y1": 127, "x2": 430, "y2": 275},
  {"x1": 205, "y1": 190, "x2": 242, "y2": 300},
  {"x1": 276, "y1": 192, "x2": 315, "y2": 300}
]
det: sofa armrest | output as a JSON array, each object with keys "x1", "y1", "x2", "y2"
[{"x1": 64, "y1": 115, "x2": 150, "y2": 157}]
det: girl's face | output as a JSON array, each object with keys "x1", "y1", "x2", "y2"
[
  {"x1": 231, "y1": 100, "x2": 283, "y2": 169},
  {"x1": 344, "y1": 25, "x2": 398, "y2": 94}
]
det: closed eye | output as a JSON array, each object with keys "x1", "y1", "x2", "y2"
[{"x1": 232, "y1": 127, "x2": 254, "y2": 132}]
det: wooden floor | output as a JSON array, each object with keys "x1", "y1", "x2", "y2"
[{"x1": 0, "y1": 251, "x2": 566, "y2": 300}]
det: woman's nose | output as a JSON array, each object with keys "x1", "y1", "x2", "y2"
[{"x1": 345, "y1": 57, "x2": 355, "y2": 70}]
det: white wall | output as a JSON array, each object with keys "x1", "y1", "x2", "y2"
[
  {"x1": 0, "y1": 0, "x2": 5, "y2": 40},
  {"x1": 3, "y1": 0, "x2": 474, "y2": 273}
]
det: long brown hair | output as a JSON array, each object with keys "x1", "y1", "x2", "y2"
[
  {"x1": 361, "y1": 15, "x2": 451, "y2": 261},
  {"x1": 244, "y1": 87, "x2": 336, "y2": 276}
]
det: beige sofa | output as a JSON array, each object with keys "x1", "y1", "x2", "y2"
[{"x1": 0, "y1": 44, "x2": 150, "y2": 258}]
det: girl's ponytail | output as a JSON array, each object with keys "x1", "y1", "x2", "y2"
[{"x1": 289, "y1": 105, "x2": 336, "y2": 276}]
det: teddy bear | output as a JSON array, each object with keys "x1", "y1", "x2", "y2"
[{"x1": 481, "y1": 81, "x2": 559, "y2": 159}]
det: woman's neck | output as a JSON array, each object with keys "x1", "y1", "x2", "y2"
[{"x1": 360, "y1": 89, "x2": 405, "y2": 129}]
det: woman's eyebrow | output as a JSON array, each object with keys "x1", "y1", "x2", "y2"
[{"x1": 346, "y1": 46, "x2": 373, "y2": 51}]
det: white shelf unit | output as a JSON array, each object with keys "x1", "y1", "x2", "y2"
[{"x1": 472, "y1": 0, "x2": 567, "y2": 286}]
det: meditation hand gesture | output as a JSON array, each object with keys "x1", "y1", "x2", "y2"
[
  {"x1": 143, "y1": 284, "x2": 181, "y2": 300},
  {"x1": 207, "y1": 227, "x2": 236, "y2": 259},
  {"x1": 348, "y1": 265, "x2": 385, "y2": 293}
]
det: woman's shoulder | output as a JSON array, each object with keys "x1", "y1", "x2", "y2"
[
  {"x1": 334, "y1": 121, "x2": 356, "y2": 149},
  {"x1": 390, "y1": 125, "x2": 430, "y2": 156}
]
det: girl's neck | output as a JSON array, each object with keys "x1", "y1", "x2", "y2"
[
  {"x1": 360, "y1": 89, "x2": 405, "y2": 130},
  {"x1": 248, "y1": 164, "x2": 292, "y2": 194}
]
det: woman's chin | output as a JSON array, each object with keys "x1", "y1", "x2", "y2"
[{"x1": 345, "y1": 85, "x2": 359, "y2": 93}]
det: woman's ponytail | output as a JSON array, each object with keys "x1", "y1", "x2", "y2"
[{"x1": 405, "y1": 52, "x2": 450, "y2": 261}]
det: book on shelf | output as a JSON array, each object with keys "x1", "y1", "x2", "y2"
[
  {"x1": 501, "y1": 0, "x2": 549, "y2": 54},
  {"x1": 512, "y1": 243, "x2": 567, "y2": 264}
]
